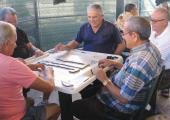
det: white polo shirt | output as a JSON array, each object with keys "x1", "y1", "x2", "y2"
[{"x1": 150, "y1": 22, "x2": 170, "y2": 70}]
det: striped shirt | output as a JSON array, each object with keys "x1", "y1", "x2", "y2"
[{"x1": 97, "y1": 42, "x2": 162, "y2": 113}]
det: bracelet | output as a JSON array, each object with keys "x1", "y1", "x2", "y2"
[{"x1": 102, "y1": 79, "x2": 112, "y2": 86}]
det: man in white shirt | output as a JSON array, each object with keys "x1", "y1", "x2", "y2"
[{"x1": 150, "y1": 8, "x2": 170, "y2": 97}]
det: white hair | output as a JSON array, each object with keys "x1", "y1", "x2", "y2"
[
  {"x1": 87, "y1": 3, "x2": 103, "y2": 15},
  {"x1": 0, "y1": 21, "x2": 16, "y2": 49}
]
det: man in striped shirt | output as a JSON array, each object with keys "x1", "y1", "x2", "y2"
[{"x1": 72, "y1": 16, "x2": 162, "y2": 120}]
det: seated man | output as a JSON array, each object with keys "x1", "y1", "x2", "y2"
[
  {"x1": 0, "y1": 7, "x2": 44, "y2": 59},
  {"x1": 71, "y1": 16, "x2": 162, "y2": 120},
  {"x1": 55, "y1": 3, "x2": 125, "y2": 98},
  {"x1": 0, "y1": 21, "x2": 60, "y2": 120},
  {"x1": 150, "y1": 8, "x2": 170, "y2": 98},
  {"x1": 0, "y1": 7, "x2": 45, "y2": 98}
]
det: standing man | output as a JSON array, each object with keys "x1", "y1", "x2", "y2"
[
  {"x1": 55, "y1": 3, "x2": 125, "y2": 98},
  {"x1": 71, "y1": 16, "x2": 162, "y2": 120},
  {"x1": 150, "y1": 8, "x2": 170, "y2": 97},
  {"x1": 0, "y1": 7, "x2": 44, "y2": 59}
]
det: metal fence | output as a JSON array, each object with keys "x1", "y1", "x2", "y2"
[{"x1": 0, "y1": 0, "x2": 158, "y2": 51}]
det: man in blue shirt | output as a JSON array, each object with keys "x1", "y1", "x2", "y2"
[
  {"x1": 71, "y1": 16, "x2": 162, "y2": 120},
  {"x1": 55, "y1": 3, "x2": 125, "y2": 98},
  {"x1": 55, "y1": 4, "x2": 125, "y2": 54}
]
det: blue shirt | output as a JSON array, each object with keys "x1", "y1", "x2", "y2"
[
  {"x1": 97, "y1": 42, "x2": 162, "y2": 113},
  {"x1": 75, "y1": 20, "x2": 123, "y2": 54}
]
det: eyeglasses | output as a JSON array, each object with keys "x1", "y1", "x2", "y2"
[{"x1": 150, "y1": 18, "x2": 166, "y2": 23}]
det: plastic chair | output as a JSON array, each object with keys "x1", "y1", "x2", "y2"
[{"x1": 130, "y1": 66, "x2": 165, "y2": 120}]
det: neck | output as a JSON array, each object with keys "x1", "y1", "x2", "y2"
[
  {"x1": 92, "y1": 26, "x2": 100, "y2": 33},
  {"x1": 92, "y1": 23, "x2": 102, "y2": 33}
]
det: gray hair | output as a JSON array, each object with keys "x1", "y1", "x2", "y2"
[
  {"x1": 87, "y1": 3, "x2": 103, "y2": 15},
  {"x1": 0, "y1": 7, "x2": 16, "y2": 21},
  {"x1": 0, "y1": 21, "x2": 16, "y2": 48},
  {"x1": 153, "y1": 7, "x2": 169, "y2": 20},
  {"x1": 127, "y1": 16, "x2": 151, "y2": 40}
]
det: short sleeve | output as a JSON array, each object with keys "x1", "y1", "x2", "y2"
[{"x1": 6, "y1": 59, "x2": 37, "y2": 88}]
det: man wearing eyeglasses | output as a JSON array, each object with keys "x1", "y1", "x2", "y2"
[
  {"x1": 150, "y1": 8, "x2": 170, "y2": 98},
  {"x1": 71, "y1": 16, "x2": 162, "y2": 120}
]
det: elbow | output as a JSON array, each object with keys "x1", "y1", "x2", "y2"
[{"x1": 45, "y1": 83, "x2": 55, "y2": 93}]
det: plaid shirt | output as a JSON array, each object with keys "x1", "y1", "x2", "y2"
[{"x1": 97, "y1": 42, "x2": 162, "y2": 113}]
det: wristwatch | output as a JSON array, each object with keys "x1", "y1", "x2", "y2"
[{"x1": 102, "y1": 79, "x2": 112, "y2": 86}]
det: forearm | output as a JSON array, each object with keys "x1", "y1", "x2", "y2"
[
  {"x1": 27, "y1": 42, "x2": 41, "y2": 52},
  {"x1": 110, "y1": 60, "x2": 123, "y2": 69},
  {"x1": 66, "y1": 40, "x2": 79, "y2": 50},
  {"x1": 103, "y1": 78, "x2": 128, "y2": 104},
  {"x1": 114, "y1": 41, "x2": 126, "y2": 55}
]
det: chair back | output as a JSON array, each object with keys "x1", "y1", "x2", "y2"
[{"x1": 131, "y1": 66, "x2": 165, "y2": 120}]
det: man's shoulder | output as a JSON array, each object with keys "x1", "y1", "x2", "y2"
[
  {"x1": 103, "y1": 20, "x2": 117, "y2": 29},
  {"x1": 80, "y1": 22, "x2": 89, "y2": 28},
  {"x1": 16, "y1": 27, "x2": 26, "y2": 34}
]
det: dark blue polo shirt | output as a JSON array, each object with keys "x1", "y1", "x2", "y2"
[{"x1": 75, "y1": 20, "x2": 123, "y2": 54}]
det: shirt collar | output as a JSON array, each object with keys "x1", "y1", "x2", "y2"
[
  {"x1": 87, "y1": 20, "x2": 105, "y2": 33},
  {"x1": 130, "y1": 42, "x2": 150, "y2": 55},
  {"x1": 154, "y1": 22, "x2": 170, "y2": 39}
]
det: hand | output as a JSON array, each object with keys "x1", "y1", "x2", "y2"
[
  {"x1": 54, "y1": 43, "x2": 66, "y2": 51},
  {"x1": 98, "y1": 59, "x2": 113, "y2": 68},
  {"x1": 28, "y1": 63, "x2": 45, "y2": 71},
  {"x1": 34, "y1": 49, "x2": 44, "y2": 57},
  {"x1": 46, "y1": 67, "x2": 54, "y2": 82},
  {"x1": 96, "y1": 68, "x2": 108, "y2": 83}
]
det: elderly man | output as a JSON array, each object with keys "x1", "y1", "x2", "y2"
[
  {"x1": 150, "y1": 8, "x2": 170, "y2": 97},
  {"x1": 55, "y1": 3, "x2": 125, "y2": 54},
  {"x1": 71, "y1": 16, "x2": 162, "y2": 120},
  {"x1": 0, "y1": 21, "x2": 60, "y2": 120},
  {"x1": 0, "y1": 7, "x2": 44, "y2": 59},
  {"x1": 55, "y1": 3, "x2": 125, "y2": 98}
]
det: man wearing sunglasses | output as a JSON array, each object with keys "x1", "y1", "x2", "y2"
[{"x1": 150, "y1": 8, "x2": 170, "y2": 98}]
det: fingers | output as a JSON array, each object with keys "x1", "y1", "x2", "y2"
[
  {"x1": 28, "y1": 63, "x2": 45, "y2": 71},
  {"x1": 54, "y1": 43, "x2": 66, "y2": 51},
  {"x1": 35, "y1": 50, "x2": 44, "y2": 57},
  {"x1": 98, "y1": 59, "x2": 110, "y2": 68},
  {"x1": 96, "y1": 68, "x2": 107, "y2": 82}
]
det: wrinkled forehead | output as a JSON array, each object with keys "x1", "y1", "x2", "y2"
[
  {"x1": 87, "y1": 8, "x2": 102, "y2": 15},
  {"x1": 151, "y1": 11, "x2": 165, "y2": 19}
]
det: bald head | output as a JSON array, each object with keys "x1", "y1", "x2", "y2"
[{"x1": 0, "y1": 21, "x2": 16, "y2": 55}]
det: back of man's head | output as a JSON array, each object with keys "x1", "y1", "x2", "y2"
[
  {"x1": 127, "y1": 16, "x2": 151, "y2": 40},
  {"x1": 0, "y1": 21, "x2": 16, "y2": 48},
  {"x1": 87, "y1": 3, "x2": 103, "y2": 15},
  {"x1": 0, "y1": 7, "x2": 16, "y2": 21},
  {"x1": 125, "y1": 3, "x2": 136, "y2": 12}
]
